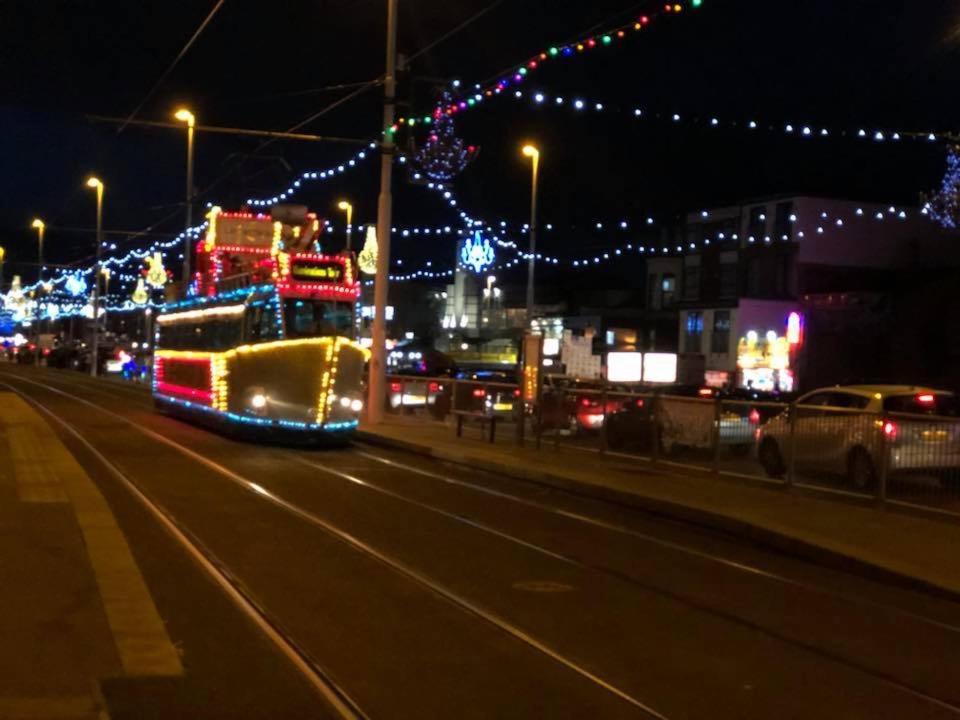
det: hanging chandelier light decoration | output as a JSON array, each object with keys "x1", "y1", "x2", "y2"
[{"x1": 413, "y1": 91, "x2": 479, "y2": 182}]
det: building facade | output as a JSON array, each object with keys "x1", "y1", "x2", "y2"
[{"x1": 675, "y1": 195, "x2": 959, "y2": 391}]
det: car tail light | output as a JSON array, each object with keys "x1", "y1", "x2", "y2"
[
  {"x1": 698, "y1": 387, "x2": 714, "y2": 397},
  {"x1": 883, "y1": 421, "x2": 898, "y2": 440},
  {"x1": 472, "y1": 388, "x2": 486, "y2": 398},
  {"x1": 390, "y1": 382, "x2": 402, "y2": 393},
  {"x1": 581, "y1": 397, "x2": 592, "y2": 407},
  {"x1": 635, "y1": 398, "x2": 645, "y2": 408},
  {"x1": 749, "y1": 409, "x2": 761, "y2": 425},
  {"x1": 917, "y1": 393, "x2": 935, "y2": 405},
  {"x1": 428, "y1": 382, "x2": 439, "y2": 393},
  {"x1": 513, "y1": 388, "x2": 521, "y2": 397}
]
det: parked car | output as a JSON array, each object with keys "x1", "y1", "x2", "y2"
[
  {"x1": 606, "y1": 385, "x2": 790, "y2": 454},
  {"x1": 756, "y1": 385, "x2": 960, "y2": 489},
  {"x1": 537, "y1": 376, "x2": 629, "y2": 434},
  {"x1": 452, "y1": 368, "x2": 519, "y2": 419}
]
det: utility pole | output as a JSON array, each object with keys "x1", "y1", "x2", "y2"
[
  {"x1": 86, "y1": 177, "x2": 104, "y2": 378},
  {"x1": 368, "y1": 0, "x2": 398, "y2": 425}
]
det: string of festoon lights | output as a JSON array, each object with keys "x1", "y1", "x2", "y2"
[
  {"x1": 244, "y1": 1, "x2": 706, "y2": 209},
  {"x1": 489, "y1": 89, "x2": 954, "y2": 145},
  {"x1": 391, "y1": 1, "x2": 705, "y2": 130}
]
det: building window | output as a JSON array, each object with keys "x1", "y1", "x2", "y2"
[
  {"x1": 683, "y1": 255, "x2": 701, "y2": 301},
  {"x1": 711, "y1": 311, "x2": 731, "y2": 354},
  {"x1": 719, "y1": 251, "x2": 738, "y2": 298},
  {"x1": 661, "y1": 274, "x2": 676, "y2": 307},
  {"x1": 748, "y1": 206, "x2": 767, "y2": 240},
  {"x1": 774, "y1": 201, "x2": 793, "y2": 241},
  {"x1": 684, "y1": 312, "x2": 703, "y2": 353}
]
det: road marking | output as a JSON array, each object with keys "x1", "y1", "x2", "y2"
[
  {"x1": 0, "y1": 379, "x2": 366, "y2": 720},
  {"x1": 0, "y1": 695, "x2": 108, "y2": 719},
  {"x1": 0, "y1": 391, "x2": 182, "y2": 678},
  {"x1": 3, "y1": 375, "x2": 666, "y2": 718}
]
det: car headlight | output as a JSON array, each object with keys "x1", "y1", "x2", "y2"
[
  {"x1": 340, "y1": 396, "x2": 351, "y2": 408},
  {"x1": 350, "y1": 399, "x2": 364, "y2": 412},
  {"x1": 250, "y1": 393, "x2": 267, "y2": 410}
]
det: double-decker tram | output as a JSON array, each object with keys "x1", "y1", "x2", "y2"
[{"x1": 153, "y1": 205, "x2": 369, "y2": 443}]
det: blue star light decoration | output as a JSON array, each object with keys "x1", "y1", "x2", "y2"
[
  {"x1": 925, "y1": 145, "x2": 960, "y2": 229},
  {"x1": 65, "y1": 273, "x2": 88, "y2": 296},
  {"x1": 460, "y1": 231, "x2": 495, "y2": 273}
]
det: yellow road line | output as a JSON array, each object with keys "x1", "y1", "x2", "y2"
[{"x1": 0, "y1": 393, "x2": 182, "y2": 678}]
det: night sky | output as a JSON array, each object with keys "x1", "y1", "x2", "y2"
[{"x1": 2, "y1": 0, "x2": 959, "y2": 287}]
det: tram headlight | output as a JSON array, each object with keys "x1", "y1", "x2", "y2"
[
  {"x1": 340, "y1": 396, "x2": 351, "y2": 409},
  {"x1": 350, "y1": 398, "x2": 364, "y2": 413},
  {"x1": 250, "y1": 393, "x2": 268, "y2": 410}
]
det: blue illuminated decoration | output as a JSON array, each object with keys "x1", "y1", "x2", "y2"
[
  {"x1": 153, "y1": 394, "x2": 358, "y2": 433},
  {"x1": 65, "y1": 273, "x2": 88, "y2": 296},
  {"x1": 925, "y1": 145, "x2": 960, "y2": 229},
  {"x1": 459, "y1": 231, "x2": 495, "y2": 273}
]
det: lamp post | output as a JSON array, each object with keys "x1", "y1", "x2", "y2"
[
  {"x1": 31, "y1": 219, "x2": 45, "y2": 362},
  {"x1": 521, "y1": 144, "x2": 540, "y2": 325},
  {"x1": 368, "y1": 0, "x2": 399, "y2": 425},
  {"x1": 86, "y1": 177, "x2": 104, "y2": 377},
  {"x1": 174, "y1": 108, "x2": 195, "y2": 286},
  {"x1": 337, "y1": 200, "x2": 354, "y2": 251}
]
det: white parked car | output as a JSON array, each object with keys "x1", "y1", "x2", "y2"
[{"x1": 756, "y1": 385, "x2": 960, "y2": 489}]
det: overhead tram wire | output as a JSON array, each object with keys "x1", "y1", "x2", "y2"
[{"x1": 117, "y1": 0, "x2": 228, "y2": 134}]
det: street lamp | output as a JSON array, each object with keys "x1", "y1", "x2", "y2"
[
  {"x1": 86, "y1": 176, "x2": 104, "y2": 377},
  {"x1": 337, "y1": 200, "x2": 354, "y2": 251},
  {"x1": 521, "y1": 144, "x2": 540, "y2": 324},
  {"x1": 174, "y1": 107, "x2": 196, "y2": 286},
  {"x1": 31, "y1": 219, "x2": 45, "y2": 361},
  {"x1": 0, "y1": 246, "x2": 5, "y2": 287}
]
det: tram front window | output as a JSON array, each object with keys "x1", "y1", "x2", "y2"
[{"x1": 283, "y1": 299, "x2": 353, "y2": 338}]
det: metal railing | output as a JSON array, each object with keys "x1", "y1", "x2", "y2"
[{"x1": 381, "y1": 374, "x2": 960, "y2": 519}]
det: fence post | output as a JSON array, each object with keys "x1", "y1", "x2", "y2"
[
  {"x1": 535, "y1": 389, "x2": 543, "y2": 450},
  {"x1": 786, "y1": 402, "x2": 797, "y2": 488},
  {"x1": 877, "y1": 411, "x2": 889, "y2": 506},
  {"x1": 712, "y1": 396, "x2": 722, "y2": 477},
  {"x1": 600, "y1": 379, "x2": 609, "y2": 454},
  {"x1": 651, "y1": 395, "x2": 661, "y2": 466},
  {"x1": 554, "y1": 387, "x2": 565, "y2": 451}
]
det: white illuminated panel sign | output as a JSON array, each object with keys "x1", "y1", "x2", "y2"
[
  {"x1": 606, "y1": 352, "x2": 644, "y2": 382},
  {"x1": 542, "y1": 337, "x2": 560, "y2": 356},
  {"x1": 642, "y1": 353, "x2": 678, "y2": 383}
]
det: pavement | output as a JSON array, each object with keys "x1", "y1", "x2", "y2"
[
  {"x1": 0, "y1": 390, "x2": 178, "y2": 720},
  {"x1": 4, "y1": 364, "x2": 960, "y2": 718},
  {"x1": 358, "y1": 413, "x2": 960, "y2": 600}
]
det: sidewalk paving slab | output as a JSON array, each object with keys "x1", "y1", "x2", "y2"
[
  {"x1": 0, "y1": 391, "x2": 180, "y2": 720},
  {"x1": 358, "y1": 415, "x2": 960, "y2": 601}
]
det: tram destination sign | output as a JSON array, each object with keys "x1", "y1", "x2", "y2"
[{"x1": 290, "y1": 260, "x2": 344, "y2": 283}]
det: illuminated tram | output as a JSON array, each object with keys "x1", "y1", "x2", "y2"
[{"x1": 153, "y1": 206, "x2": 369, "y2": 442}]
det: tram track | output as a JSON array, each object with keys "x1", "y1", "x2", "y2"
[
  {"x1": 28, "y1": 369, "x2": 960, "y2": 634},
  {"x1": 0, "y1": 372, "x2": 668, "y2": 718},
  {"x1": 7, "y1": 367, "x2": 960, "y2": 717},
  {"x1": 0, "y1": 377, "x2": 368, "y2": 720}
]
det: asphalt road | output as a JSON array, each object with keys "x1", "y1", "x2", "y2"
[{"x1": 3, "y1": 364, "x2": 960, "y2": 719}]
